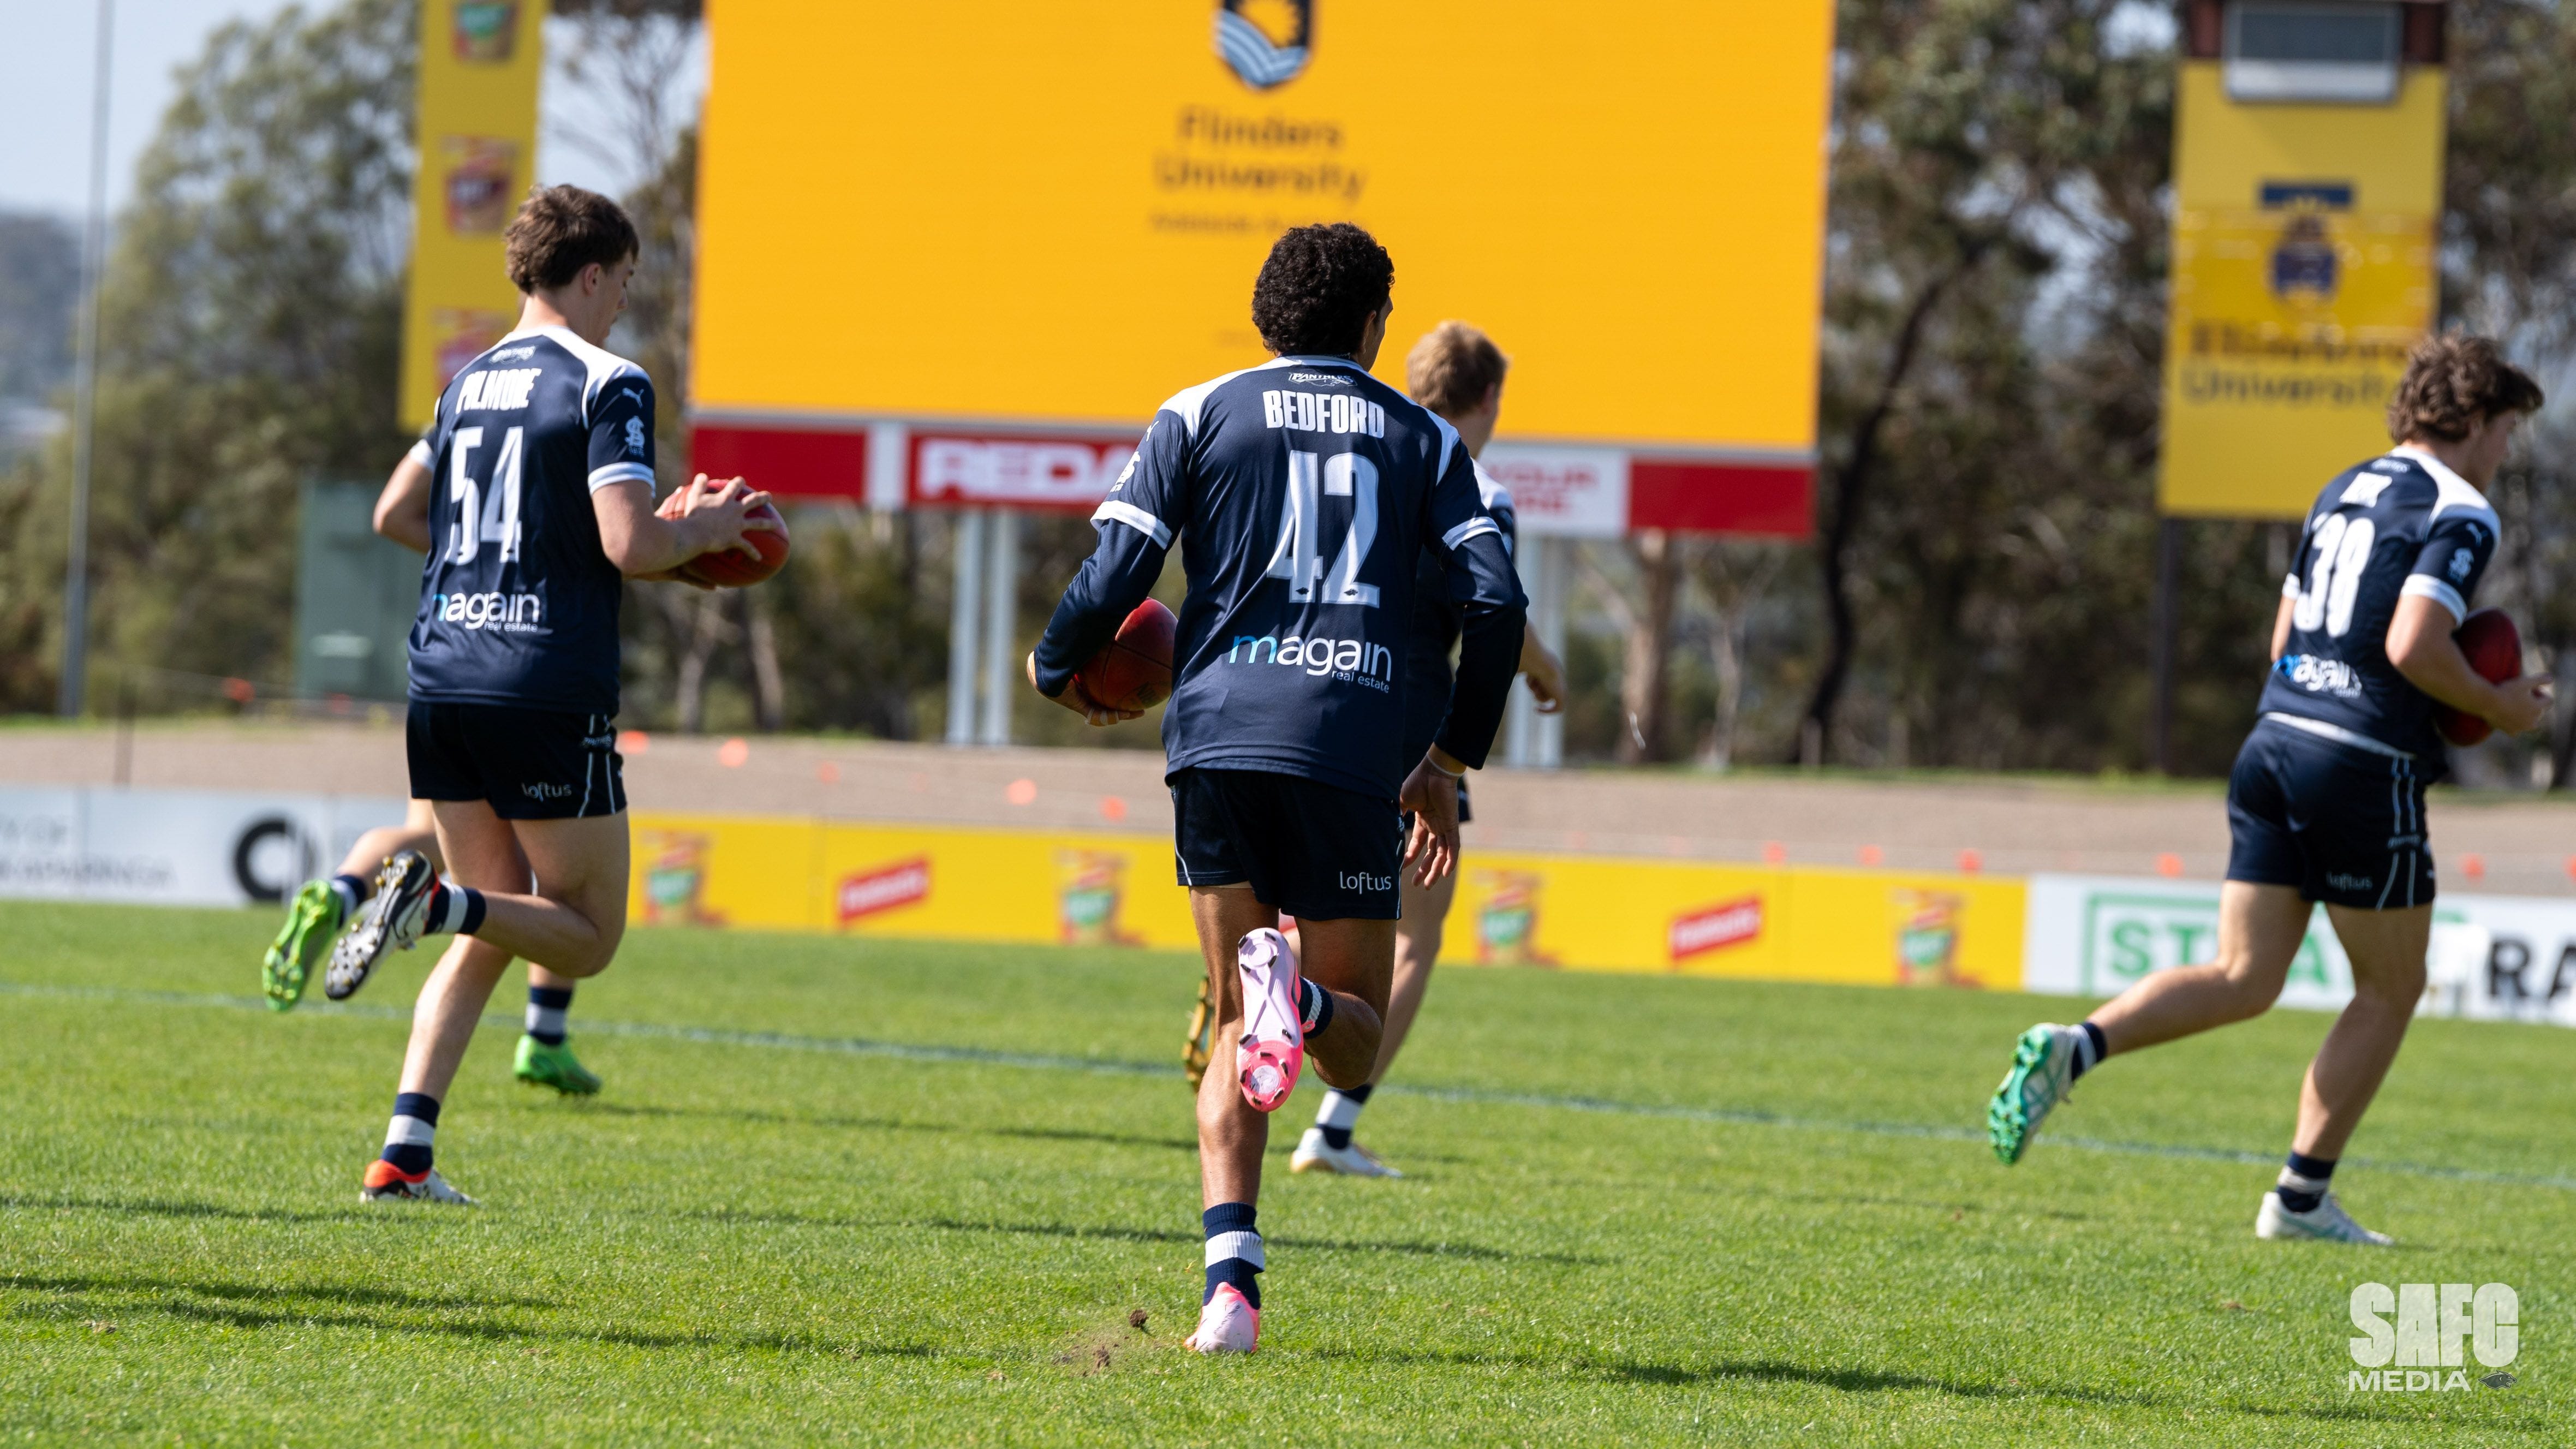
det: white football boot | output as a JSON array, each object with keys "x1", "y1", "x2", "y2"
[
  {"x1": 1185, "y1": 1283, "x2": 1260, "y2": 1354},
  {"x1": 360, "y1": 1160, "x2": 477, "y2": 1205},
  {"x1": 1290, "y1": 1126, "x2": 1403, "y2": 1178},
  {"x1": 327, "y1": 850, "x2": 438, "y2": 1000},
  {"x1": 1234, "y1": 928, "x2": 1305, "y2": 1112},
  {"x1": 2256, "y1": 1190, "x2": 2392, "y2": 1245}
]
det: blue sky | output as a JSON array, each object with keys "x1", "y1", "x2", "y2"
[{"x1": 0, "y1": 0, "x2": 700, "y2": 220}]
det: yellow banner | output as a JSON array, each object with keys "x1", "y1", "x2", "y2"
[
  {"x1": 626, "y1": 814, "x2": 2025, "y2": 990},
  {"x1": 399, "y1": 1, "x2": 543, "y2": 430},
  {"x1": 2157, "y1": 62, "x2": 2443, "y2": 520},
  {"x1": 691, "y1": 1, "x2": 1834, "y2": 454}
]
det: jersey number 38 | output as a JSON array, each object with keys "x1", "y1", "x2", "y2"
[{"x1": 2291, "y1": 514, "x2": 2375, "y2": 639}]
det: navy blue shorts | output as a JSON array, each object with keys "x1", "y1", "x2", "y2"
[
  {"x1": 2226, "y1": 717, "x2": 2434, "y2": 909},
  {"x1": 1171, "y1": 768, "x2": 1404, "y2": 921},
  {"x1": 407, "y1": 702, "x2": 626, "y2": 820}
]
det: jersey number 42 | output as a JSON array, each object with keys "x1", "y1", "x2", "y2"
[{"x1": 1263, "y1": 448, "x2": 1380, "y2": 608}]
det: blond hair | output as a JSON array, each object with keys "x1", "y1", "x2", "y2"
[{"x1": 1405, "y1": 321, "x2": 1508, "y2": 421}]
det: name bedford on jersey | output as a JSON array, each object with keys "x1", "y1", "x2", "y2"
[{"x1": 1260, "y1": 389, "x2": 1386, "y2": 436}]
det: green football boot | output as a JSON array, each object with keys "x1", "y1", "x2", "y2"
[
  {"x1": 261, "y1": 880, "x2": 345, "y2": 1011},
  {"x1": 514, "y1": 1034, "x2": 603, "y2": 1095},
  {"x1": 1987, "y1": 1023, "x2": 2083, "y2": 1164}
]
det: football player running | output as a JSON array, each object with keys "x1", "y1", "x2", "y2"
[
  {"x1": 330, "y1": 185, "x2": 774, "y2": 1203},
  {"x1": 1029, "y1": 224, "x2": 1525, "y2": 1351},
  {"x1": 1291, "y1": 321, "x2": 1564, "y2": 1179},
  {"x1": 260, "y1": 469, "x2": 608, "y2": 1096},
  {"x1": 1988, "y1": 336, "x2": 2549, "y2": 1244}
]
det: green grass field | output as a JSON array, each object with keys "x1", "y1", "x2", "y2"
[{"x1": 4, "y1": 900, "x2": 2572, "y2": 1445}]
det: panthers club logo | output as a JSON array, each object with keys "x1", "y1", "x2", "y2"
[{"x1": 1214, "y1": 0, "x2": 1311, "y2": 90}]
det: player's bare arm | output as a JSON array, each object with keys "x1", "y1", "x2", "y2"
[
  {"x1": 1398, "y1": 747, "x2": 1466, "y2": 886},
  {"x1": 373, "y1": 452, "x2": 436, "y2": 553},
  {"x1": 1519, "y1": 623, "x2": 1565, "y2": 712},
  {"x1": 594, "y1": 474, "x2": 774, "y2": 579},
  {"x1": 2386, "y1": 593, "x2": 2551, "y2": 734}
]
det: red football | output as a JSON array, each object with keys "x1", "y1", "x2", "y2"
[
  {"x1": 682, "y1": 502, "x2": 790, "y2": 588},
  {"x1": 1077, "y1": 599, "x2": 1177, "y2": 713},
  {"x1": 2434, "y1": 607, "x2": 2521, "y2": 747}
]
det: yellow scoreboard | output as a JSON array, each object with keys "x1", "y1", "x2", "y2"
[
  {"x1": 689, "y1": 1, "x2": 1835, "y2": 537},
  {"x1": 2157, "y1": 2, "x2": 2446, "y2": 520}
]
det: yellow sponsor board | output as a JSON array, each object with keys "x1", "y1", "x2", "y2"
[
  {"x1": 691, "y1": 1, "x2": 1833, "y2": 454},
  {"x1": 626, "y1": 814, "x2": 2023, "y2": 991},
  {"x1": 2157, "y1": 62, "x2": 2443, "y2": 520},
  {"x1": 399, "y1": 1, "x2": 542, "y2": 429}
]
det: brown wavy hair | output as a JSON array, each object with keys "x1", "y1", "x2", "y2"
[
  {"x1": 2387, "y1": 335, "x2": 2544, "y2": 443},
  {"x1": 504, "y1": 185, "x2": 639, "y2": 295}
]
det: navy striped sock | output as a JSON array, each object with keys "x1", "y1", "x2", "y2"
[
  {"x1": 2072, "y1": 1021, "x2": 2108, "y2": 1079},
  {"x1": 2276, "y1": 1151, "x2": 2335, "y2": 1213},
  {"x1": 426, "y1": 880, "x2": 486, "y2": 936},
  {"x1": 1296, "y1": 977, "x2": 1334, "y2": 1037},
  {"x1": 1315, "y1": 1082, "x2": 1373, "y2": 1150},
  {"x1": 526, "y1": 986, "x2": 573, "y2": 1046},
  {"x1": 381, "y1": 1092, "x2": 439, "y2": 1176},
  {"x1": 1202, "y1": 1202, "x2": 1262, "y2": 1309},
  {"x1": 328, "y1": 873, "x2": 371, "y2": 916}
]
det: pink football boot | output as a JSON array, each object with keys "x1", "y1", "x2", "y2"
[
  {"x1": 1185, "y1": 1282, "x2": 1261, "y2": 1353},
  {"x1": 1235, "y1": 927, "x2": 1305, "y2": 1113}
]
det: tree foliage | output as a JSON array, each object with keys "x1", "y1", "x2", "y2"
[
  {"x1": 9, "y1": 0, "x2": 2576, "y2": 785},
  {"x1": 0, "y1": 0, "x2": 416, "y2": 711}
]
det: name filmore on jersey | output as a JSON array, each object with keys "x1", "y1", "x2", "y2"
[
  {"x1": 1260, "y1": 389, "x2": 1387, "y2": 436},
  {"x1": 456, "y1": 368, "x2": 541, "y2": 412}
]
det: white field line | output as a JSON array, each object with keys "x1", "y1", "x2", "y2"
[{"x1": 7, "y1": 979, "x2": 2572, "y2": 1192}]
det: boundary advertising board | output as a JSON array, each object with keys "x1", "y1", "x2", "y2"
[{"x1": 23, "y1": 789, "x2": 2576, "y2": 1030}]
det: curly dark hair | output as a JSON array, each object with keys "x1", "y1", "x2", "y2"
[
  {"x1": 2387, "y1": 334, "x2": 2544, "y2": 443},
  {"x1": 1250, "y1": 223, "x2": 1393, "y2": 356},
  {"x1": 504, "y1": 184, "x2": 640, "y2": 294}
]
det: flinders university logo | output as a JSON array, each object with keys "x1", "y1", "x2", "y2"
[{"x1": 1214, "y1": 0, "x2": 1311, "y2": 90}]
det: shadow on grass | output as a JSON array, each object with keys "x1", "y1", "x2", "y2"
[
  {"x1": 0, "y1": 1193, "x2": 404, "y2": 1226},
  {"x1": 1312, "y1": 1347, "x2": 2532, "y2": 1427},
  {"x1": 5, "y1": 1269, "x2": 935, "y2": 1360},
  {"x1": 5, "y1": 1271, "x2": 552, "y2": 1312},
  {"x1": 577, "y1": 1101, "x2": 1196, "y2": 1154}
]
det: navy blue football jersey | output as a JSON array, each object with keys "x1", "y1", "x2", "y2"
[
  {"x1": 1033, "y1": 355, "x2": 1529, "y2": 800},
  {"x1": 404, "y1": 326, "x2": 657, "y2": 715},
  {"x1": 1402, "y1": 461, "x2": 1518, "y2": 772},
  {"x1": 2258, "y1": 446, "x2": 2499, "y2": 760}
]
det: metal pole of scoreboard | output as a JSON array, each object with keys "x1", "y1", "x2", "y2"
[
  {"x1": 977, "y1": 509, "x2": 1019, "y2": 746},
  {"x1": 945, "y1": 511, "x2": 984, "y2": 745},
  {"x1": 58, "y1": 0, "x2": 114, "y2": 718}
]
